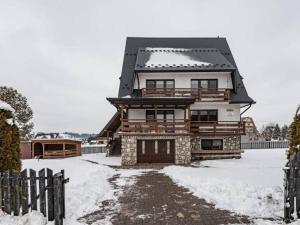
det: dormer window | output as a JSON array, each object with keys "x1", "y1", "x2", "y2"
[
  {"x1": 146, "y1": 80, "x2": 175, "y2": 89},
  {"x1": 191, "y1": 79, "x2": 218, "y2": 89}
]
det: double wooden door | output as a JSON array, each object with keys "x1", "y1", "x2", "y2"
[{"x1": 137, "y1": 140, "x2": 175, "y2": 163}]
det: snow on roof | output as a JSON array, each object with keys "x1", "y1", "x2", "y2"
[
  {"x1": 144, "y1": 48, "x2": 211, "y2": 68},
  {"x1": 0, "y1": 100, "x2": 15, "y2": 113}
]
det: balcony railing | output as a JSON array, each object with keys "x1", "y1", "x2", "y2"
[
  {"x1": 122, "y1": 119, "x2": 188, "y2": 133},
  {"x1": 121, "y1": 119, "x2": 245, "y2": 135},
  {"x1": 190, "y1": 121, "x2": 245, "y2": 135},
  {"x1": 141, "y1": 88, "x2": 230, "y2": 102}
]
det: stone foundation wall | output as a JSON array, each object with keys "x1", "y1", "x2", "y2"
[
  {"x1": 223, "y1": 136, "x2": 241, "y2": 150},
  {"x1": 191, "y1": 136, "x2": 241, "y2": 151},
  {"x1": 121, "y1": 135, "x2": 191, "y2": 166}
]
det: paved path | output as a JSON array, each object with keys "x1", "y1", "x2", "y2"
[{"x1": 110, "y1": 171, "x2": 250, "y2": 225}]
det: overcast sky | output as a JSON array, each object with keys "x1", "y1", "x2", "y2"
[{"x1": 1, "y1": 0, "x2": 299, "y2": 133}]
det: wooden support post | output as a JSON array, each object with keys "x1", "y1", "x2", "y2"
[
  {"x1": 120, "y1": 105, "x2": 124, "y2": 132},
  {"x1": 63, "y1": 143, "x2": 65, "y2": 157},
  {"x1": 155, "y1": 106, "x2": 158, "y2": 132},
  {"x1": 188, "y1": 105, "x2": 191, "y2": 132},
  {"x1": 42, "y1": 143, "x2": 45, "y2": 159}
]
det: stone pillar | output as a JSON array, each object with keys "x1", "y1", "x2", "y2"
[
  {"x1": 121, "y1": 135, "x2": 137, "y2": 166},
  {"x1": 175, "y1": 136, "x2": 191, "y2": 164}
]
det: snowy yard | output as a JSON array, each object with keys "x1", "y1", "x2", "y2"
[
  {"x1": 162, "y1": 149, "x2": 295, "y2": 225},
  {"x1": 0, "y1": 149, "x2": 299, "y2": 225}
]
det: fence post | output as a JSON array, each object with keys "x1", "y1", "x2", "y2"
[
  {"x1": 21, "y1": 169, "x2": 29, "y2": 215},
  {"x1": 30, "y1": 169, "x2": 37, "y2": 211},
  {"x1": 284, "y1": 167, "x2": 292, "y2": 222},
  {"x1": 0, "y1": 172, "x2": 2, "y2": 210},
  {"x1": 47, "y1": 168, "x2": 54, "y2": 221},
  {"x1": 54, "y1": 172, "x2": 63, "y2": 225},
  {"x1": 61, "y1": 170, "x2": 65, "y2": 218},
  {"x1": 2, "y1": 171, "x2": 10, "y2": 214},
  {"x1": 11, "y1": 170, "x2": 20, "y2": 216},
  {"x1": 39, "y1": 169, "x2": 46, "y2": 216}
]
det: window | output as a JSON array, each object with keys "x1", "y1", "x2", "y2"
[
  {"x1": 146, "y1": 80, "x2": 175, "y2": 89},
  {"x1": 201, "y1": 139, "x2": 223, "y2": 150},
  {"x1": 191, "y1": 110, "x2": 218, "y2": 121},
  {"x1": 146, "y1": 110, "x2": 174, "y2": 121},
  {"x1": 191, "y1": 79, "x2": 218, "y2": 89},
  {"x1": 146, "y1": 110, "x2": 156, "y2": 122}
]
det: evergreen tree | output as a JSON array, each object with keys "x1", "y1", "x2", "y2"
[
  {"x1": 0, "y1": 86, "x2": 34, "y2": 140},
  {"x1": 288, "y1": 106, "x2": 300, "y2": 157},
  {"x1": 281, "y1": 125, "x2": 289, "y2": 140},
  {"x1": 0, "y1": 108, "x2": 21, "y2": 172},
  {"x1": 272, "y1": 124, "x2": 281, "y2": 140}
]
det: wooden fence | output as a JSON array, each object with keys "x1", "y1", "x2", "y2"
[
  {"x1": 241, "y1": 141, "x2": 289, "y2": 150},
  {"x1": 81, "y1": 145, "x2": 106, "y2": 154},
  {"x1": 0, "y1": 169, "x2": 69, "y2": 225}
]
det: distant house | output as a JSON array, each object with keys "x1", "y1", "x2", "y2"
[
  {"x1": 241, "y1": 117, "x2": 261, "y2": 142},
  {"x1": 99, "y1": 37, "x2": 255, "y2": 166}
]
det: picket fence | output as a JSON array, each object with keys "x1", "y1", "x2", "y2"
[
  {"x1": 241, "y1": 141, "x2": 289, "y2": 150},
  {"x1": 81, "y1": 145, "x2": 106, "y2": 154},
  {"x1": 0, "y1": 169, "x2": 69, "y2": 225}
]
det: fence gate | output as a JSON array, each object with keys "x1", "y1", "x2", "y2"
[{"x1": 0, "y1": 168, "x2": 69, "y2": 225}]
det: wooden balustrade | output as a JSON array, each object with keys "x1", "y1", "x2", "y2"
[
  {"x1": 122, "y1": 119, "x2": 188, "y2": 133},
  {"x1": 43, "y1": 149, "x2": 78, "y2": 159},
  {"x1": 190, "y1": 121, "x2": 245, "y2": 135},
  {"x1": 141, "y1": 88, "x2": 229, "y2": 102},
  {"x1": 121, "y1": 119, "x2": 245, "y2": 135}
]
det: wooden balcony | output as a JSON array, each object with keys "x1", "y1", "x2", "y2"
[
  {"x1": 121, "y1": 119, "x2": 188, "y2": 133},
  {"x1": 121, "y1": 119, "x2": 245, "y2": 135},
  {"x1": 141, "y1": 88, "x2": 230, "y2": 102},
  {"x1": 190, "y1": 121, "x2": 245, "y2": 136}
]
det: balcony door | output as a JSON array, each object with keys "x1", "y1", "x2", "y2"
[
  {"x1": 146, "y1": 110, "x2": 175, "y2": 132},
  {"x1": 146, "y1": 80, "x2": 175, "y2": 96}
]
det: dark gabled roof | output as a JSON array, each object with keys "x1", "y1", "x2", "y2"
[
  {"x1": 118, "y1": 37, "x2": 255, "y2": 104},
  {"x1": 135, "y1": 48, "x2": 235, "y2": 72}
]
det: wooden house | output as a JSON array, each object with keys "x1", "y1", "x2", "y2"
[{"x1": 99, "y1": 37, "x2": 255, "y2": 166}]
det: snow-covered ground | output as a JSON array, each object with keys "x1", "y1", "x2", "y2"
[
  {"x1": 1, "y1": 150, "x2": 299, "y2": 225},
  {"x1": 161, "y1": 149, "x2": 296, "y2": 225},
  {"x1": 0, "y1": 153, "x2": 142, "y2": 225}
]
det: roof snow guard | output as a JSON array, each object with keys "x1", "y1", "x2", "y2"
[{"x1": 135, "y1": 48, "x2": 235, "y2": 72}]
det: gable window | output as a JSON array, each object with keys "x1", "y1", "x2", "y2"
[
  {"x1": 201, "y1": 139, "x2": 223, "y2": 150},
  {"x1": 191, "y1": 110, "x2": 218, "y2": 122},
  {"x1": 146, "y1": 80, "x2": 175, "y2": 89},
  {"x1": 191, "y1": 79, "x2": 218, "y2": 89}
]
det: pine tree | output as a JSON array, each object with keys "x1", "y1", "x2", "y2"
[
  {"x1": 0, "y1": 86, "x2": 34, "y2": 140},
  {"x1": 272, "y1": 124, "x2": 281, "y2": 140},
  {"x1": 281, "y1": 125, "x2": 289, "y2": 140},
  {"x1": 288, "y1": 106, "x2": 300, "y2": 157},
  {"x1": 0, "y1": 108, "x2": 21, "y2": 172}
]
